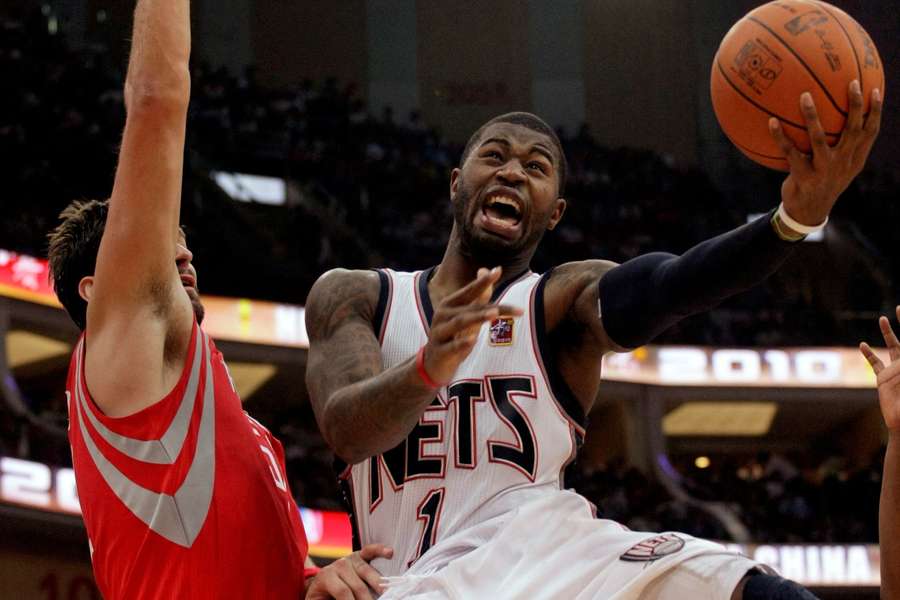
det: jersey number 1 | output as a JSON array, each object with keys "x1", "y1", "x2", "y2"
[{"x1": 408, "y1": 488, "x2": 445, "y2": 567}]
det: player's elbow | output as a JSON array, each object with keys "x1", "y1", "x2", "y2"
[
  {"x1": 124, "y1": 73, "x2": 191, "y2": 117},
  {"x1": 320, "y1": 402, "x2": 372, "y2": 466},
  {"x1": 323, "y1": 429, "x2": 367, "y2": 466}
]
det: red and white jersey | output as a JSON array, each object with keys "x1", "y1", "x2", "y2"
[
  {"x1": 340, "y1": 268, "x2": 586, "y2": 576},
  {"x1": 67, "y1": 321, "x2": 307, "y2": 600}
]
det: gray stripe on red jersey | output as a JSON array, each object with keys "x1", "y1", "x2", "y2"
[
  {"x1": 74, "y1": 331, "x2": 216, "y2": 547},
  {"x1": 75, "y1": 330, "x2": 203, "y2": 464}
]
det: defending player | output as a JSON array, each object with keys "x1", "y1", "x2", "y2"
[
  {"x1": 305, "y1": 81, "x2": 881, "y2": 598},
  {"x1": 48, "y1": 0, "x2": 390, "y2": 598},
  {"x1": 860, "y1": 307, "x2": 900, "y2": 600}
]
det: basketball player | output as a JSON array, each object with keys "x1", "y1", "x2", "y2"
[
  {"x1": 48, "y1": 0, "x2": 390, "y2": 598},
  {"x1": 305, "y1": 80, "x2": 882, "y2": 599},
  {"x1": 860, "y1": 307, "x2": 900, "y2": 600}
]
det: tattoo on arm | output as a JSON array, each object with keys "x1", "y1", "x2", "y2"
[
  {"x1": 305, "y1": 270, "x2": 436, "y2": 464},
  {"x1": 545, "y1": 261, "x2": 619, "y2": 349}
]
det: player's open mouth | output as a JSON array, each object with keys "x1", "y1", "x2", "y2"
[
  {"x1": 180, "y1": 273, "x2": 196, "y2": 290},
  {"x1": 479, "y1": 193, "x2": 523, "y2": 237}
]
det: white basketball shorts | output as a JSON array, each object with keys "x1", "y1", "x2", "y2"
[{"x1": 379, "y1": 489, "x2": 770, "y2": 600}]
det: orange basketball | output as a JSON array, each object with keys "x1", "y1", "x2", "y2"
[{"x1": 710, "y1": 0, "x2": 884, "y2": 170}]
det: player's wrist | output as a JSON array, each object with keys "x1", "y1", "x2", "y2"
[
  {"x1": 415, "y1": 345, "x2": 445, "y2": 389},
  {"x1": 771, "y1": 202, "x2": 827, "y2": 242}
]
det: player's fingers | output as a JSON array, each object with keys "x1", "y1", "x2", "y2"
[
  {"x1": 839, "y1": 80, "x2": 865, "y2": 147},
  {"x1": 768, "y1": 118, "x2": 808, "y2": 173},
  {"x1": 863, "y1": 88, "x2": 883, "y2": 137},
  {"x1": 443, "y1": 335, "x2": 479, "y2": 356},
  {"x1": 860, "y1": 342, "x2": 885, "y2": 375},
  {"x1": 799, "y1": 92, "x2": 829, "y2": 166},
  {"x1": 495, "y1": 304, "x2": 524, "y2": 318},
  {"x1": 431, "y1": 307, "x2": 498, "y2": 341},
  {"x1": 357, "y1": 544, "x2": 393, "y2": 562},
  {"x1": 443, "y1": 267, "x2": 501, "y2": 306},
  {"x1": 853, "y1": 87, "x2": 883, "y2": 169},
  {"x1": 434, "y1": 305, "x2": 522, "y2": 341},
  {"x1": 352, "y1": 561, "x2": 387, "y2": 594},
  {"x1": 335, "y1": 561, "x2": 374, "y2": 600},
  {"x1": 879, "y1": 316, "x2": 900, "y2": 361},
  {"x1": 317, "y1": 572, "x2": 354, "y2": 600}
]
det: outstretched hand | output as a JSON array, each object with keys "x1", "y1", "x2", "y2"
[
  {"x1": 769, "y1": 80, "x2": 883, "y2": 226},
  {"x1": 305, "y1": 544, "x2": 393, "y2": 600},
  {"x1": 422, "y1": 267, "x2": 524, "y2": 386},
  {"x1": 859, "y1": 306, "x2": 900, "y2": 433}
]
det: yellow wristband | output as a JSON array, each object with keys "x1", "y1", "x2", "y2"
[{"x1": 770, "y1": 211, "x2": 807, "y2": 242}]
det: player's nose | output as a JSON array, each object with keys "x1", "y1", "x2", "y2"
[
  {"x1": 496, "y1": 161, "x2": 527, "y2": 186},
  {"x1": 175, "y1": 244, "x2": 194, "y2": 265}
]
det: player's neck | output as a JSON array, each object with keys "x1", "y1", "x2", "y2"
[{"x1": 431, "y1": 239, "x2": 532, "y2": 302}]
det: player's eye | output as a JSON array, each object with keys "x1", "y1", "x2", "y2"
[
  {"x1": 482, "y1": 150, "x2": 503, "y2": 161},
  {"x1": 527, "y1": 161, "x2": 547, "y2": 174}
]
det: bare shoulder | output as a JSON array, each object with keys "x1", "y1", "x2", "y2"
[
  {"x1": 551, "y1": 260, "x2": 619, "y2": 288},
  {"x1": 541, "y1": 260, "x2": 621, "y2": 354},
  {"x1": 545, "y1": 260, "x2": 619, "y2": 311},
  {"x1": 305, "y1": 268, "x2": 381, "y2": 340}
]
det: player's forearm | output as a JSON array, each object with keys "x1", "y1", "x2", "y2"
[
  {"x1": 126, "y1": 0, "x2": 191, "y2": 105},
  {"x1": 321, "y1": 358, "x2": 437, "y2": 465},
  {"x1": 95, "y1": 0, "x2": 191, "y2": 289},
  {"x1": 598, "y1": 210, "x2": 797, "y2": 349},
  {"x1": 881, "y1": 433, "x2": 900, "y2": 599}
]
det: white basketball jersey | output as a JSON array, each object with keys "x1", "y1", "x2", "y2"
[{"x1": 339, "y1": 268, "x2": 588, "y2": 577}]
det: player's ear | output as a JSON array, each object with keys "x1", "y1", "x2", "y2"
[
  {"x1": 450, "y1": 168, "x2": 461, "y2": 201},
  {"x1": 78, "y1": 276, "x2": 95, "y2": 303},
  {"x1": 547, "y1": 198, "x2": 567, "y2": 231}
]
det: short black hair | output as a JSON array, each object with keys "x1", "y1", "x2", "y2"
[
  {"x1": 460, "y1": 112, "x2": 567, "y2": 196},
  {"x1": 47, "y1": 199, "x2": 109, "y2": 330}
]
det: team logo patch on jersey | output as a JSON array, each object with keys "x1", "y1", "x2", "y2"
[
  {"x1": 619, "y1": 534, "x2": 685, "y2": 562},
  {"x1": 489, "y1": 317, "x2": 514, "y2": 346}
]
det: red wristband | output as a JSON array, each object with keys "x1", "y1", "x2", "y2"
[{"x1": 416, "y1": 346, "x2": 442, "y2": 389}]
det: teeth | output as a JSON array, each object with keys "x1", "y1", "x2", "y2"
[{"x1": 486, "y1": 195, "x2": 521, "y2": 215}]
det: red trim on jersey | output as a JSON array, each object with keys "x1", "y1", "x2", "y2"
[
  {"x1": 484, "y1": 373, "x2": 540, "y2": 482},
  {"x1": 378, "y1": 269, "x2": 395, "y2": 345},
  {"x1": 527, "y1": 284, "x2": 587, "y2": 438},
  {"x1": 557, "y1": 423, "x2": 580, "y2": 490},
  {"x1": 413, "y1": 271, "x2": 431, "y2": 334}
]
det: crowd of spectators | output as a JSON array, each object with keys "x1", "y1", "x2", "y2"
[
  {"x1": 0, "y1": 7, "x2": 894, "y2": 546},
  {"x1": 671, "y1": 450, "x2": 882, "y2": 544},
  {"x1": 569, "y1": 449, "x2": 883, "y2": 544}
]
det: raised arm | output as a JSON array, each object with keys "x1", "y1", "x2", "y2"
[
  {"x1": 859, "y1": 309, "x2": 900, "y2": 600},
  {"x1": 305, "y1": 267, "x2": 521, "y2": 464},
  {"x1": 553, "y1": 81, "x2": 882, "y2": 353},
  {"x1": 84, "y1": 0, "x2": 193, "y2": 415}
]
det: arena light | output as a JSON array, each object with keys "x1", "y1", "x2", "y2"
[
  {"x1": 663, "y1": 401, "x2": 777, "y2": 436},
  {"x1": 211, "y1": 171, "x2": 286, "y2": 206},
  {"x1": 6, "y1": 331, "x2": 70, "y2": 369},
  {"x1": 224, "y1": 362, "x2": 277, "y2": 399}
]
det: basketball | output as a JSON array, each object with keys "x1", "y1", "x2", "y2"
[{"x1": 710, "y1": 0, "x2": 884, "y2": 170}]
